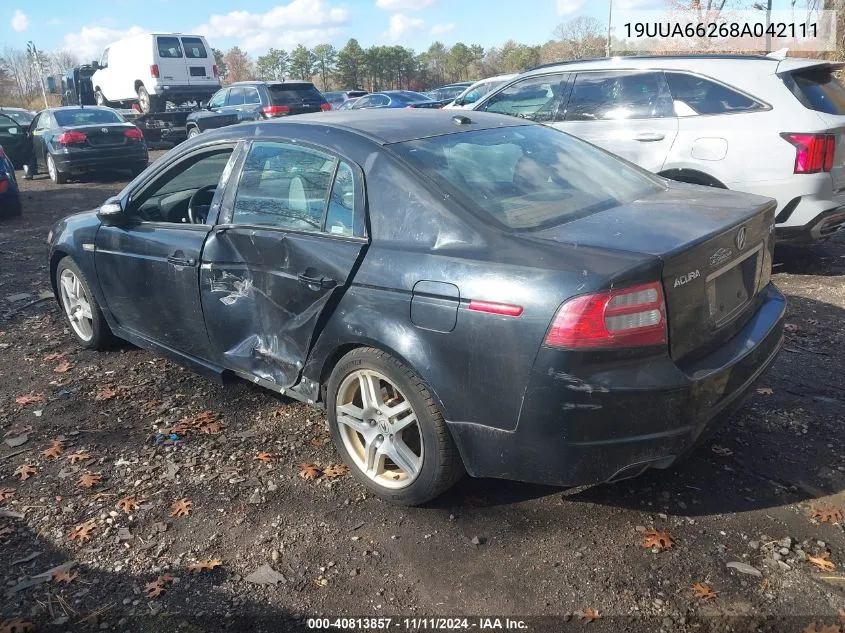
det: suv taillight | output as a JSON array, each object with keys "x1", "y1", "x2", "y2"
[
  {"x1": 781, "y1": 133, "x2": 836, "y2": 174},
  {"x1": 261, "y1": 105, "x2": 290, "y2": 117},
  {"x1": 57, "y1": 131, "x2": 87, "y2": 145},
  {"x1": 544, "y1": 282, "x2": 667, "y2": 349},
  {"x1": 212, "y1": 64, "x2": 218, "y2": 77},
  {"x1": 320, "y1": 102, "x2": 331, "y2": 112},
  {"x1": 150, "y1": 64, "x2": 160, "y2": 78}
]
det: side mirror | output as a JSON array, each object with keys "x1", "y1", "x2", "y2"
[
  {"x1": 454, "y1": 98, "x2": 464, "y2": 106},
  {"x1": 91, "y1": 61, "x2": 100, "y2": 70},
  {"x1": 97, "y1": 199, "x2": 126, "y2": 224}
]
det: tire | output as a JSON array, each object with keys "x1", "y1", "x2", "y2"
[
  {"x1": 327, "y1": 347, "x2": 464, "y2": 505},
  {"x1": 187, "y1": 126, "x2": 200, "y2": 139},
  {"x1": 47, "y1": 155, "x2": 67, "y2": 185},
  {"x1": 137, "y1": 85, "x2": 162, "y2": 114},
  {"x1": 54, "y1": 257, "x2": 115, "y2": 349}
]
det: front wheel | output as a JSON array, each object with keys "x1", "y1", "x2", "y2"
[
  {"x1": 47, "y1": 155, "x2": 67, "y2": 184},
  {"x1": 327, "y1": 348, "x2": 464, "y2": 505},
  {"x1": 187, "y1": 126, "x2": 200, "y2": 139},
  {"x1": 55, "y1": 258, "x2": 115, "y2": 349}
]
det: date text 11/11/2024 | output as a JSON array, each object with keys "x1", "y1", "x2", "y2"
[{"x1": 307, "y1": 617, "x2": 529, "y2": 630}]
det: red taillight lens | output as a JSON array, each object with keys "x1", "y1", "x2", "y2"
[
  {"x1": 0, "y1": 179, "x2": 9, "y2": 193},
  {"x1": 468, "y1": 300, "x2": 524, "y2": 317},
  {"x1": 782, "y1": 133, "x2": 836, "y2": 174},
  {"x1": 261, "y1": 105, "x2": 290, "y2": 117},
  {"x1": 320, "y1": 103, "x2": 331, "y2": 112},
  {"x1": 124, "y1": 127, "x2": 143, "y2": 139},
  {"x1": 212, "y1": 64, "x2": 218, "y2": 78},
  {"x1": 150, "y1": 64, "x2": 160, "y2": 78},
  {"x1": 545, "y1": 282, "x2": 667, "y2": 349},
  {"x1": 57, "y1": 131, "x2": 87, "y2": 145}
]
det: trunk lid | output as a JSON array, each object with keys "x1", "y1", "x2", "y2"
[
  {"x1": 532, "y1": 183, "x2": 776, "y2": 362},
  {"x1": 64, "y1": 123, "x2": 135, "y2": 148}
]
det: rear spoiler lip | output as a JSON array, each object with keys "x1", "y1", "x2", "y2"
[{"x1": 775, "y1": 59, "x2": 845, "y2": 76}]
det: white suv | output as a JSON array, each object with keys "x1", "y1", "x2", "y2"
[
  {"x1": 471, "y1": 54, "x2": 845, "y2": 242},
  {"x1": 92, "y1": 33, "x2": 220, "y2": 113}
]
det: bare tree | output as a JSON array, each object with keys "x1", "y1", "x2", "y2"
[
  {"x1": 551, "y1": 16, "x2": 606, "y2": 60},
  {"x1": 50, "y1": 49, "x2": 80, "y2": 75}
]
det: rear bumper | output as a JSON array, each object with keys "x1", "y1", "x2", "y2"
[
  {"x1": 53, "y1": 148, "x2": 148, "y2": 174},
  {"x1": 148, "y1": 83, "x2": 219, "y2": 100},
  {"x1": 775, "y1": 207, "x2": 845, "y2": 243},
  {"x1": 448, "y1": 283, "x2": 785, "y2": 487}
]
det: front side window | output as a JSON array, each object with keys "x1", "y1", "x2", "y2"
[
  {"x1": 232, "y1": 142, "x2": 337, "y2": 232},
  {"x1": 54, "y1": 109, "x2": 123, "y2": 126},
  {"x1": 392, "y1": 125, "x2": 662, "y2": 231},
  {"x1": 665, "y1": 72, "x2": 763, "y2": 115},
  {"x1": 565, "y1": 71, "x2": 673, "y2": 121},
  {"x1": 481, "y1": 74, "x2": 567, "y2": 122},
  {"x1": 157, "y1": 36, "x2": 183, "y2": 59},
  {"x1": 208, "y1": 90, "x2": 227, "y2": 109},
  {"x1": 181, "y1": 37, "x2": 208, "y2": 59}
]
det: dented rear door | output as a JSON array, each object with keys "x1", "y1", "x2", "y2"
[{"x1": 200, "y1": 140, "x2": 367, "y2": 388}]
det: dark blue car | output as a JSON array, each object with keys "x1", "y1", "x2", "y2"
[
  {"x1": 350, "y1": 90, "x2": 440, "y2": 110},
  {"x1": 0, "y1": 144, "x2": 21, "y2": 217}
]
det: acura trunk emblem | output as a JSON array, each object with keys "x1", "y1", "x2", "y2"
[{"x1": 735, "y1": 226, "x2": 748, "y2": 250}]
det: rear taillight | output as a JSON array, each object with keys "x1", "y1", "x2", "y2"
[
  {"x1": 545, "y1": 282, "x2": 667, "y2": 350},
  {"x1": 319, "y1": 103, "x2": 331, "y2": 112},
  {"x1": 57, "y1": 131, "x2": 87, "y2": 145},
  {"x1": 212, "y1": 64, "x2": 218, "y2": 78},
  {"x1": 150, "y1": 64, "x2": 160, "y2": 78},
  {"x1": 124, "y1": 127, "x2": 143, "y2": 139},
  {"x1": 781, "y1": 133, "x2": 836, "y2": 174},
  {"x1": 0, "y1": 179, "x2": 9, "y2": 193},
  {"x1": 261, "y1": 105, "x2": 290, "y2": 117}
]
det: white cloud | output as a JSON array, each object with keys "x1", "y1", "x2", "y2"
[
  {"x1": 556, "y1": 0, "x2": 587, "y2": 16},
  {"x1": 616, "y1": 0, "x2": 663, "y2": 8},
  {"x1": 195, "y1": 0, "x2": 349, "y2": 53},
  {"x1": 429, "y1": 23, "x2": 454, "y2": 36},
  {"x1": 11, "y1": 10, "x2": 29, "y2": 32},
  {"x1": 383, "y1": 13, "x2": 425, "y2": 42},
  {"x1": 63, "y1": 25, "x2": 145, "y2": 62},
  {"x1": 375, "y1": 0, "x2": 437, "y2": 10}
]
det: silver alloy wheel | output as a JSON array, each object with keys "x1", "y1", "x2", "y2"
[
  {"x1": 138, "y1": 90, "x2": 150, "y2": 112},
  {"x1": 47, "y1": 155, "x2": 57, "y2": 182},
  {"x1": 188, "y1": 127, "x2": 199, "y2": 138},
  {"x1": 336, "y1": 369, "x2": 423, "y2": 489},
  {"x1": 58, "y1": 268, "x2": 94, "y2": 341}
]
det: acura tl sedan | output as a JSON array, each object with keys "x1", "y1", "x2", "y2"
[{"x1": 47, "y1": 110, "x2": 785, "y2": 505}]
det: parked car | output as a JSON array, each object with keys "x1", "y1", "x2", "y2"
[
  {"x1": 22, "y1": 106, "x2": 148, "y2": 184},
  {"x1": 0, "y1": 144, "x2": 21, "y2": 217},
  {"x1": 472, "y1": 54, "x2": 845, "y2": 242},
  {"x1": 335, "y1": 97, "x2": 360, "y2": 111},
  {"x1": 47, "y1": 110, "x2": 784, "y2": 504},
  {"x1": 425, "y1": 82, "x2": 474, "y2": 103},
  {"x1": 323, "y1": 90, "x2": 368, "y2": 109},
  {"x1": 0, "y1": 107, "x2": 36, "y2": 126},
  {"x1": 186, "y1": 81, "x2": 330, "y2": 138},
  {"x1": 0, "y1": 110, "x2": 31, "y2": 167},
  {"x1": 59, "y1": 65, "x2": 97, "y2": 106},
  {"x1": 350, "y1": 91, "x2": 440, "y2": 109},
  {"x1": 443, "y1": 74, "x2": 517, "y2": 109},
  {"x1": 91, "y1": 33, "x2": 220, "y2": 113}
]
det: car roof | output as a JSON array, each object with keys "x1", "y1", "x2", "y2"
[
  {"x1": 0, "y1": 107, "x2": 31, "y2": 112},
  {"x1": 242, "y1": 109, "x2": 530, "y2": 145},
  {"x1": 229, "y1": 80, "x2": 314, "y2": 87},
  {"x1": 46, "y1": 106, "x2": 117, "y2": 113}
]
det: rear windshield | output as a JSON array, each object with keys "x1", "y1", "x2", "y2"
[
  {"x1": 268, "y1": 84, "x2": 325, "y2": 104},
  {"x1": 392, "y1": 91, "x2": 431, "y2": 103},
  {"x1": 54, "y1": 109, "x2": 123, "y2": 126},
  {"x1": 157, "y1": 36, "x2": 183, "y2": 59},
  {"x1": 181, "y1": 37, "x2": 208, "y2": 59},
  {"x1": 392, "y1": 125, "x2": 662, "y2": 231},
  {"x1": 783, "y1": 67, "x2": 845, "y2": 114}
]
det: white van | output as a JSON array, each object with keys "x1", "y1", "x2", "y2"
[{"x1": 92, "y1": 33, "x2": 220, "y2": 113}]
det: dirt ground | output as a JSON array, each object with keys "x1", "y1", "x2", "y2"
[{"x1": 1, "y1": 151, "x2": 844, "y2": 633}]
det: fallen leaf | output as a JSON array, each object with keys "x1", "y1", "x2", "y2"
[
  {"x1": 200, "y1": 422, "x2": 223, "y2": 434},
  {"x1": 818, "y1": 625, "x2": 841, "y2": 633},
  {"x1": 76, "y1": 472, "x2": 102, "y2": 488},
  {"x1": 310, "y1": 437, "x2": 325, "y2": 446},
  {"x1": 642, "y1": 529, "x2": 674, "y2": 550},
  {"x1": 580, "y1": 608, "x2": 602, "y2": 623},
  {"x1": 255, "y1": 451, "x2": 274, "y2": 463},
  {"x1": 53, "y1": 361, "x2": 72, "y2": 373},
  {"x1": 0, "y1": 488, "x2": 15, "y2": 503},
  {"x1": 14, "y1": 464, "x2": 36, "y2": 481},
  {"x1": 692, "y1": 582, "x2": 718, "y2": 600},
  {"x1": 0, "y1": 527, "x2": 14, "y2": 543},
  {"x1": 67, "y1": 451, "x2": 91, "y2": 465},
  {"x1": 94, "y1": 386, "x2": 119, "y2": 401},
  {"x1": 323, "y1": 464, "x2": 349, "y2": 480},
  {"x1": 189, "y1": 558, "x2": 222, "y2": 572},
  {"x1": 810, "y1": 505, "x2": 843, "y2": 524},
  {"x1": 14, "y1": 394, "x2": 43, "y2": 406},
  {"x1": 68, "y1": 520, "x2": 96, "y2": 543},
  {"x1": 116, "y1": 497, "x2": 140, "y2": 514},
  {"x1": 808, "y1": 553, "x2": 837, "y2": 572},
  {"x1": 170, "y1": 498, "x2": 192, "y2": 517},
  {"x1": 43, "y1": 352, "x2": 65, "y2": 361},
  {"x1": 711, "y1": 444, "x2": 733, "y2": 457},
  {"x1": 299, "y1": 463, "x2": 322, "y2": 480},
  {"x1": 41, "y1": 439, "x2": 64, "y2": 459},
  {"x1": 0, "y1": 618, "x2": 36, "y2": 633},
  {"x1": 756, "y1": 387, "x2": 773, "y2": 395},
  {"x1": 144, "y1": 574, "x2": 173, "y2": 599},
  {"x1": 52, "y1": 570, "x2": 78, "y2": 584}
]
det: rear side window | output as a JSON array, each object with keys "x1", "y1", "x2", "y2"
[
  {"x1": 326, "y1": 163, "x2": 355, "y2": 236},
  {"x1": 227, "y1": 87, "x2": 246, "y2": 106},
  {"x1": 665, "y1": 72, "x2": 763, "y2": 115},
  {"x1": 782, "y1": 67, "x2": 845, "y2": 114},
  {"x1": 157, "y1": 37, "x2": 183, "y2": 59},
  {"x1": 267, "y1": 84, "x2": 324, "y2": 104},
  {"x1": 181, "y1": 37, "x2": 208, "y2": 59},
  {"x1": 565, "y1": 71, "x2": 673, "y2": 120}
]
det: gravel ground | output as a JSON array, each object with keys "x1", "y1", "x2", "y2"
[{"x1": 0, "y1": 150, "x2": 844, "y2": 633}]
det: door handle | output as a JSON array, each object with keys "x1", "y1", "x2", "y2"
[
  {"x1": 298, "y1": 273, "x2": 337, "y2": 289},
  {"x1": 167, "y1": 254, "x2": 196, "y2": 267},
  {"x1": 634, "y1": 133, "x2": 665, "y2": 142}
]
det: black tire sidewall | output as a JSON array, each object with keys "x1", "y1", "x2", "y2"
[
  {"x1": 327, "y1": 349, "x2": 456, "y2": 505},
  {"x1": 55, "y1": 257, "x2": 112, "y2": 349}
]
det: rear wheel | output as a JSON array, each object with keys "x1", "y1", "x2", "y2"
[
  {"x1": 327, "y1": 348, "x2": 464, "y2": 505},
  {"x1": 55, "y1": 258, "x2": 115, "y2": 349},
  {"x1": 47, "y1": 155, "x2": 67, "y2": 185},
  {"x1": 94, "y1": 89, "x2": 111, "y2": 107},
  {"x1": 137, "y1": 86, "x2": 161, "y2": 114}
]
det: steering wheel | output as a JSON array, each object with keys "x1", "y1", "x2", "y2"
[{"x1": 187, "y1": 184, "x2": 217, "y2": 224}]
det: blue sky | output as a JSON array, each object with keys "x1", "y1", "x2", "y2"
[{"x1": 2, "y1": 0, "x2": 807, "y2": 61}]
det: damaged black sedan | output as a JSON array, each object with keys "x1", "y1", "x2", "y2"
[{"x1": 47, "y1": 110, "x2": 785, "y2": 505}]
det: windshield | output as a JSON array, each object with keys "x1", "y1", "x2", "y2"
[
  {"x1": 54, "y1": 109, "x2": 124, "y2": 126},
  {"x1": 783, "y1": 67, "x2": 845, "y2": 114},
  {"x1": 2, "y1": 110, "x2": 34, "y2": 125},
  {"x1": 392, "y1": 125, "x2": 663, "y2": 231},
  {"x1": 392, "y1": 91, "x2": 431, "y2": 103}
]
